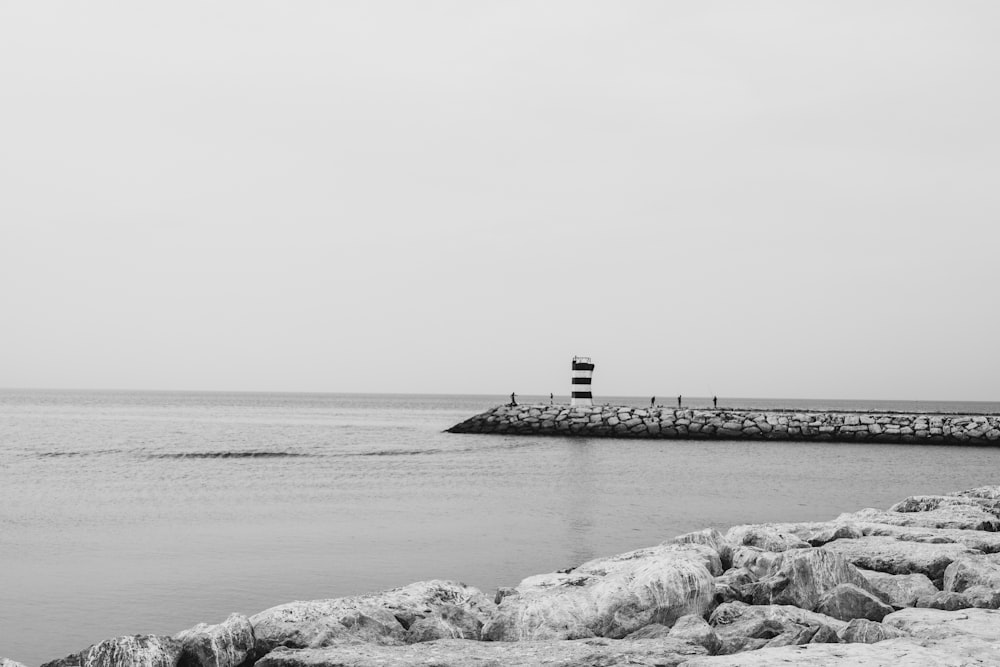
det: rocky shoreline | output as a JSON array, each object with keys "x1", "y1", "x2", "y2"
[
  {"x1": 9, "y1": 485, "x2": 1000, "y2": 665},
  {"x1": 448, "y1": 404, "x2": 1000, "y2": 445}
]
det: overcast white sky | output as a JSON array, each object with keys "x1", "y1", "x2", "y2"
[{"x1": 2, "y1": 1, "x2": 998, "y2": 400}]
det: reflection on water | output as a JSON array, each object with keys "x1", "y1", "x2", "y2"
[
  {"x1": 2, "y1": 389, "x2": 1000, "y2": 665},
  {"x1": 565, "y1": 438, "x2": 596, "y2": 567}
]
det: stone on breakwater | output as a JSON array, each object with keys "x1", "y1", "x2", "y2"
[
  {"x1": 707, "y1": 602, "x2": 845, "y2": 655},
  {"x1": 84, "y1": 636, "x2": 182, "y2": 667},
  {"x1": 836, "y1": 618, "x2": 909, "y2": 643},
  {"x1": 855, "y1": 521, "x2": 1000, "y2": 553},
  {"x1": 173, "y1": 613, "x2": 255, "y2": 667},
  {"x1": 677, "y1": 636, "x2": 1000, "y2": 666},
  {"x1": 724, "y1": 525, "x2": 810, "y2": 552},
  {"x1": 837, "y1": 505, "x2": 1000, "y2": 532},
  {"x1": 815, "y1": 583, "x2": 894, "y2": 622},
  {"x1": 744, "y1": 549, "x2": 875, "y2": 611},
  {"x1": 857, "y1": 570, "x2": 938, "y2": 608},
  {"x1": 482, "y1": 543, "x2": 718, "y2": 640},
  {"x1": 819, "y1": 535, "x2": 980, "y2": 583},
  {"x1": 1, "y1": 660, "x2": 28, "y2": 667},
  {"x1": 881, "y1": 606, "x2": 1000, "y2": 640},
  {"x1": 253, "y1": 637, "x2": 708, "y2": 667},
  {"x1": 249, "y1": 580, "x2": 493, "y2": 652}
]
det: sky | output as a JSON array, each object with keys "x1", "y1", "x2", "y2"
[{"x1": 1, "y1": 1, "x2": 998, "y2": 400}]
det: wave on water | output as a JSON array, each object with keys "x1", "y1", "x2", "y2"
[
  {"x1": 146, "y1": 451, "x2": 316, "y2": 459},
  {"x1": 36, "y1": 449, "x2": 125, "y2": 458}
]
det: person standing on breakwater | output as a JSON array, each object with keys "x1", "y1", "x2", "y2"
[
  {"x1": 713, "y1": 396, "x2": 718, "y2": 408},
  {"x1": 550, "y1": 392, "x2": 554, "y2": 405},
  {"x1": 650, "y1": 396, "x2": 655, "y2": 408},
  {"x1": 677, "y1": 395, "x2": 682, "y2": 408},
  {"x1": 510, "y1": 392, "x2": 517, "y2": 407}
]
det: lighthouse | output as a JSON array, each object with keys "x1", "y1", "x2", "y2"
[{"x1": 571, "y1": 356, "x2": 595, "y2": 407}]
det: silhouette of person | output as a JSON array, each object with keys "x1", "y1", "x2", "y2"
[
  {"x1": 677, "y1": 395, "x2": 682, "y2": 408},
  {"x1": 510, "y1": 392, "x2": 517, "y2": 407},
  {"x1": 650, "y1": 396, "x2": 655, "y2": 408},
  {"x1": 713, "y1": 396, "x2": 718, "y2": 408},
  {"x1": 550, "y1": 392, "x2": 554, "y2": 405}
]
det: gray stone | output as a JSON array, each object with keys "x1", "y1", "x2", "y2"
[
  {"x1": 882, "y1": 606, "x2": 1000, "y2": 641},
  {"x1": 249, "y1": 580, "x2": 493, "y2": 652},
  {"x1": 746, "y1": 548, "x2": 874, "y2": 611},
  {"x1": 815, "y1": 583, "x2": 894, "y2": 622},
  {"x1": 725, "y1": 525, "x2": 810, "y2": 552},
  {"x1": 837, "y1": 506, "x2": 1000, "y2": 532},
  {"x1": 669, "y1": 528, "x2": 733, "y2": 569},
  {"x1": 857, "y1": 570, "x2": 938, "y2": 607},
  {"x1": 252, "y1": 637, "x2": 708, "y2": 667},
  {"x1": 666, "y1": 614, "x2": 722, "y2": 655},
  {"x1": 482, "y1": 543, "x2": 717, "y2": 640},
  {"x1": 915, "y1": 591, "x2": 973, "y2": 611},
  {"x1": 678, "y1": 636, "x2": 1000, "y2": 665},
  {"x1": 174, "y1": 613, "x2": 254, "y2": 667},
  {"x1": 83, "y1": 636, "x2": 182, "y2": 667},
  {"x1": 819, "y1": 536, "x2": 978, "y2": 582},
  {"x1": 708, "y1": 602, "x2": 845, "y2": 655},
  {"x1": 729, "y1": 547, "x2": 784, "y2": 579},
  {"x1": 944, "y1": 553, "x2": 1000, "y2": 595},
  {"x1": 836, "y1": 618, "x2": 909, "y2": 643},
  {"x1": 405, "y1": 604, "x2": 483, "y2": 641}
]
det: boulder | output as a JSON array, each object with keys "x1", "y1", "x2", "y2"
[
  {"x1": 857, "y1": 521, "x2": 1000, "y2": 553},
  {"x1": 82, "y1": 636, "x2": 182, "y2": 667},
  {"x1": 249, "y1": 580, "x2": 493, "y2": 652},
  {"x1": 666, "y1": 614, "x2": 722, "y2": 655},
  {"x1": 836, "y1": 618, "x2": 909, "y2": 643},
  {"x1": 252, "y1": 637, "x2": 709, "y2": 667},
  {"x1": 819, "y1": 536, "x2": 979, "y2": 582},
  {"x1": 915, "y1": 591, "x2": 973, "y2": 611},
  {"x1": 761, "y1": 623, "x2": 839, "y2": 648},
  {"x1": 1, "y1": 660, "x2": 29, "y2": 667},
  {"x1": 963, "y1": 585, "x2": 1000, "y2": 609},
  {"x1": 712, "y1": 567, "x2": 756, "y2": 605},
  {"x1": 890, "y1": 495, "x2": 1000, "y2": 516},
  {"x1": 838, "y1": 507, "x2": 1000, "y2": 532},
  {"x1": 881, "y1": 606, "x2": 1000, "y2": 641},
  {"x1": 797, "y1": 522, "x2": 864, "y2": 547},
  {"x1": 950, "y1": 485, "x2": 1000, "y2": 500},
  {"x1": 745, "y1": 548, "x2": 874, "y2": 610},
  {"x1": 404, "y1": 604, "x2": 483, "y2": 642},
  {"x1": 677, "y1": 636, "x2": 1000, "y2": 665},
  {"x1": 725, "y1": 525, "x2": 810, "y2": 552},
  {"x1": 857, "y1": 570, "x2": 938, "y2": 608},
  {"x1": 815, "y1": 583, "x2": 894, "y2": 622},
  {"x1": 670, "y1": 528, "x2": 734, "y2": 569},
  {"x1": 482, "y1": 544, "x2": 717, "y2": 640},
  {"x1": 174, "y1": 613, "x2": 255, "y2": 667},
  {"x1": 728, "y1": 547, "x2": 784, "y2": 579},
  {"x1": 943, "y1": 553, "x2": 1000, "y2": 594},
  {"x1": 708, "y1": 602, "x2": 845, "y2": 655},
  {"x1": 623, "y1": 624, "x2": 672, "y2": 639}
]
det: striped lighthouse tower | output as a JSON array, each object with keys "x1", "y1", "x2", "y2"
[{"x1": 571, "y1": 356, "x2": 595, "y2": 407}]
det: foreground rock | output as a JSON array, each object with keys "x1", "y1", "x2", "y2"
[
  {"x1": 819, "y1": 536, "x2": 978, "y2": 582},
  {"x1": 483, "y1": 543, "x2": 718, "y2": 640},
  {"x1": 254, "y1": 637, "x2": 708, "y2": 667},
  {"x1": 837, "y1": 506, "x2": 1000, "y2": 532},
  {"x1": 1, "y1": 660, "x2": 28, "y2": 667},
  {"x1": 707, "y1": 602, "x2": 845, "y2": 654},
  {"x1": 173, "y1": 613, "x2": 255, "y2": 667},
  {"x1": 857, "y1": 570, "x2": 938, "y2": 607},
  {"x1": 41, "y1": 636, "x2": 183, "y2": 667},
  {"x1": 676, "y1": 636, "x2": 1000, "y2": 666},
  {"x1": 249, "y1": 580, "x2": 493, "y2": 652}
]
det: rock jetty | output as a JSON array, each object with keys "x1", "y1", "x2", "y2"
[
  {"x1": 448, "y1": 404, "x2": 1000, "y2": 445},
  {"x1": 11, "y1": 486, "x2": 1000, "y2": 665}
]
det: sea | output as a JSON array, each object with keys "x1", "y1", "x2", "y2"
[{"x1": 2, "y1": 389, "x2": 1000, "y2": 665}]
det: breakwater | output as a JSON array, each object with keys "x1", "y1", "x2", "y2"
[{"x1": 448, "y1": 404, "x2": 1000, "y2": 445}]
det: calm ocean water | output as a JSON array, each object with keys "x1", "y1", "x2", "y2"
[{"x1": 2, "y1": 389, "x2": 1000, "y2": 664}]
